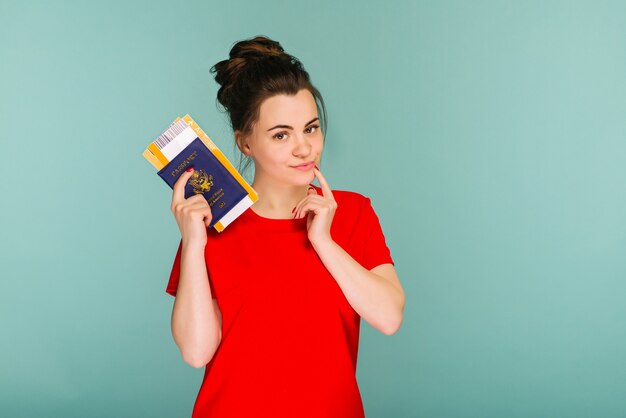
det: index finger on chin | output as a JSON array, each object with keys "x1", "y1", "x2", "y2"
[{"x1": 313, "y1": 167, "x2": 334, "y2": 201}]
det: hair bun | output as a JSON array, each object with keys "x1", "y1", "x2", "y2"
[
  {"x1": 211, "y1": 35, "x2": 294, "y2": 108},
  {"x1": 229, "y1": 35, "x2": 286, "y2": 61}
]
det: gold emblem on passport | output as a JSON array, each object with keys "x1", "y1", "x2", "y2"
[{"x1": 189, "y1": 169, "x2": 214, "y2": 194}]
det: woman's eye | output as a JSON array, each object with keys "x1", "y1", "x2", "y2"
[
  {"x1": 273, "y1": 132, "x2": 288, "y2": 140},
  {"x1": 305, "y1": 124, "x2": 320, "y2": 134}
]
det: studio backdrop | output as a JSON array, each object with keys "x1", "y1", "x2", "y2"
[{"x1": 1, "y1": 1, "x2": 625, "y2": 417}]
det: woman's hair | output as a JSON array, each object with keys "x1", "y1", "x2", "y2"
[{"x1": 210, "y1": 35, "x2": 327, "y2": 173}]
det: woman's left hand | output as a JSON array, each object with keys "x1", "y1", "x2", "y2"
[{"x1": 294, "y1": 166, "x2": 337, "y2": 246}]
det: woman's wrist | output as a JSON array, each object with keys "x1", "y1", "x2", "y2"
[
  {"x1": 310, "y1": 235, "x2": 335, "y2": 253},
  {"x1": 181, "y1": 237, "x2": 206, "y2": 253}
]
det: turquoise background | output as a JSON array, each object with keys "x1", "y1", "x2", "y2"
[{"x1": 1, "y1": 0, "x2": 625, "y2": 417}]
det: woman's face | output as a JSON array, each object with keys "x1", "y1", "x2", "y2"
[{"x1": 241, "y1": 88, "x2": 323, "y2": 187}]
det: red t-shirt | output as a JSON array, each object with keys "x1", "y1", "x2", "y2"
[{"x1": 166, "y1": 185, "x2": 394, "y2": 418}]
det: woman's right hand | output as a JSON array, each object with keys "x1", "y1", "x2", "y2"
[{"x1": 171, "y1": 167, "x2": 213, "y2": 247}]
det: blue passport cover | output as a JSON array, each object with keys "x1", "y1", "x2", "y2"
[{"x1": 157, "y1": 137, "x2": 248, "y2": 228}]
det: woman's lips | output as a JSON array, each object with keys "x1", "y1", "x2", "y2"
[{"x1": 292, "y1": 162, "x2": 315, "y2": 171}]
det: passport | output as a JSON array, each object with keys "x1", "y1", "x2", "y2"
[{"x1": 143, "y1": 115, "x2": 258, "y2": 232}]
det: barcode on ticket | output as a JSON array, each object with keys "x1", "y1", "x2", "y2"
[{"x1": 154, "y1": 119, "x2": 189, "y2": 149}]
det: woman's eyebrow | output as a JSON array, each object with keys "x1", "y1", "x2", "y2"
[{"x1": 267, "y1": 117, "x2": 319, "y2": 131}]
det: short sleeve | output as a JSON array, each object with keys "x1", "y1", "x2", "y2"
[
  {"x1": 165, "y1": 239, "x2": 216, "y2": 298},
  {"x1": 358, "y1": 197, "x2": 395, "y2": 271}
]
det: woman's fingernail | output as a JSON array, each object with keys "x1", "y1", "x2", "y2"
[
  {"x1": 186, "y1": 167, "x2": 194, "y2": 172},
  {"x1": 314, "y1": 165, "x2": 319, "y2": 170},
  {"x1": 292, "y1": 207, "x2": 295, "y2": 213}
]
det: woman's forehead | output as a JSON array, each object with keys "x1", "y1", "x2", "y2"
[{"x1": 258, "y1": 89, "x2": 317, "y2": 127}]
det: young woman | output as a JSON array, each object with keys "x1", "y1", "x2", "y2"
[{"x1": 165, "y1": 35, "x2": 405, "y2": 418}]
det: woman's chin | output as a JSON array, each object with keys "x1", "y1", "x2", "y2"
[{"x1": 294, "y1": 172, "x2": 315, "y2": 185}]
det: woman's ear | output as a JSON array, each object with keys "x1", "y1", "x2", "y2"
[{"x1": 235, "y1": 130, "x2": 252, "y2": 156}]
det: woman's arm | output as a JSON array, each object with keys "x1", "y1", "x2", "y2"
[
  {"x1": 311, "y1": 240, "x2": 405, "y2": 335},
  {"x1": 294, "y1": 167, "x2": 405, "y2": 335},
  {"x1": 171, "y1": 242, "x2": 222, "y2": 368},
  {"x1": 169, "y1": 168, "x2": 222, "y2": 368}
]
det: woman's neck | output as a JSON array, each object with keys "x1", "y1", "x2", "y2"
[{"x1": 251, "y1": 177, "x2": 311, "y2": 219}]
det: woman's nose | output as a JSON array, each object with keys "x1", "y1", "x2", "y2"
[{"x1": 292, "y1": 134, "x2": 311, "y2": 156}]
